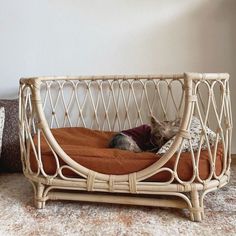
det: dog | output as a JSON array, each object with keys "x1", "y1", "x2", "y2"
[{"x1": 108, "y1": 116, "x2": 180, "y2": 152}]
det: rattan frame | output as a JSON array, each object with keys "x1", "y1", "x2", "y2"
[{"x1": 19, "y1": 73, "x2": 232, "y2": 222}]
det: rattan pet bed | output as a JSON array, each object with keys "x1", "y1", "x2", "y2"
[{"x1": 19, "y1": 73, "x2": 232, "y2": 222}]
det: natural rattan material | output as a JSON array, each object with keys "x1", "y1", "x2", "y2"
[{"x1": 19, "y1": 73, "x2": 232, "y2": 222}]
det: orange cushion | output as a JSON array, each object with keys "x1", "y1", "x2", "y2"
[{"x1": 30, "y1": 127, "x2": 223, "y2": 182}]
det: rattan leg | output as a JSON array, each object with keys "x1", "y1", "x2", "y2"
[
  {"x1": 34, "y1": 183, "x2": 46, "y2": 209},
  {"x1": 189, "y1": 189, "x2": 203, "y2": 222}
]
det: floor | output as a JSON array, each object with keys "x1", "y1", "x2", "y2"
[{"x1": 0, "y1": 162, "x2": 235, "y2": 236}]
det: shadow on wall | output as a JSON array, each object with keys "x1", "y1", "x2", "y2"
[{"x1": 119, "y1": 0, "x2": 235, "y2": 74}]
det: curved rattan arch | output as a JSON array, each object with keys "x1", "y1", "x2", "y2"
[{"x1": 30, "y1": 74, "x2": 193, "y2": 182}]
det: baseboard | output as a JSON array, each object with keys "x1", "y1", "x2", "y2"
[{"x1": 232, "y1": 155, "x2": 236, "y2": 165}]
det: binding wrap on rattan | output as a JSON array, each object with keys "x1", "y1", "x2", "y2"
[
  {"x1": 178, "y1": 129, "x2": 191, "y2": 139},
  {"x1": 87, "y1": 170, "x2": 96, "y2": 191},
  {"x1": 109, "y1": 175, "x2": 115, "y2": 192},
  {"x1": 129, "y1": 173, "x2": 137, "y2": 193}
]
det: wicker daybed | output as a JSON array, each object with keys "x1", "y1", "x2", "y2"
[{"x1": 19, "y1": 73, "x2": 232, "y2": 222}]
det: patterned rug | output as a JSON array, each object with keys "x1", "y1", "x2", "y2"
[{"x1": 0, "y1": 164, "x2": 235, "y2": 236}]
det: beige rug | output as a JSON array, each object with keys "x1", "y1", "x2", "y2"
[{"x1": 0, "y1": 165, "x2": 235, "y2": 236}]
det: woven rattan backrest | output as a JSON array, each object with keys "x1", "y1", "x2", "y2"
[{"x1": 38, "y1": 76, "x2": 185, "y2": 130}]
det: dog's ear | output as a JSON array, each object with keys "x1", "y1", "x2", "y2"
[{"x1": 150, "y1": 116, "x2": 162, "y2": 128}]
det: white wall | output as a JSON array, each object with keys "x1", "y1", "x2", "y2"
[{"x1": 0, "y1": 0, "x2": 235, "y2": 152}]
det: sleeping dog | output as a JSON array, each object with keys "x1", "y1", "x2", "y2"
[{"x1": 108, "y1": 116, "x2": 180, "y2": 153}]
